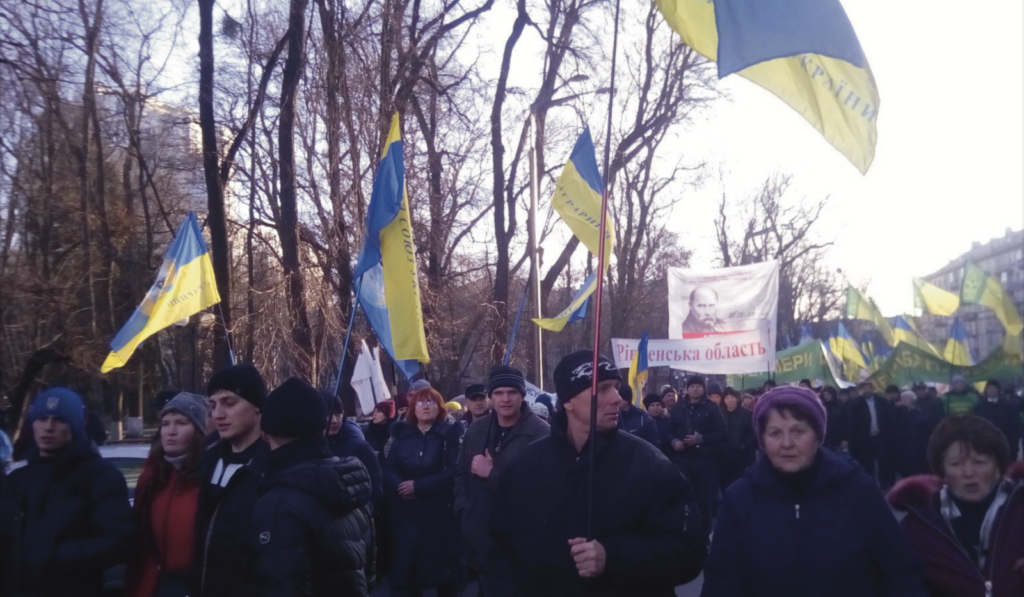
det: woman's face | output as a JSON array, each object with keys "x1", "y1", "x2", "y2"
[
  {"x1": 160, "y1": 412, "x2": 196, "y2": 457},
  {"x1": 372, "y1": 410, "x2": 387, "y2": 424},
  {"x1": 723, "y1": 395, "x2": 739, "y2": 411},
  {"x1": 763, "y1": 408, "x2": 819, "y2": 474},
  {"x1": 943, "y1": 442, "x2": 1001, "y2": 503},
  {"x1": 414, "y1": 398, "x2": 438, "y2": 424}
]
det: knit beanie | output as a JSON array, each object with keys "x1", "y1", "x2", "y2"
[
  {"x1": 708, "y1": 383, "x2": 723, "y2": 397},
  {"x1": 686, "y1": 375, "x2": 705, "y2": 389},
  {"x1": 487, "y1": 365, "x2": 526, "y2": 397},
  {"x1": 661, "y1": 386, "x2": 678, "y2": 399},
  {"x1": 642, "y1": 393, "x2": 663, "y2": 408},
  {"x1": 207, "y1": 364, "x2": 268, "y2": 409},
  {"x1": 553, "y1": 350, "x2": 621, "y2": 407},
  {"x1": 409, "y1": 379, "x2": 432, "y2": 393},
  {"x1": 30, "y1": 387, "x2": 86, "y2": 438},
  {"x1": 751, "y1": 386, "x2": 828, "y2": 450},
  {"x1": 618, "y1": 384, "x2": 633, "y2": 403},
  {"x1": 374, "y1": 399, "x2": 396, "y2": 419},
  {"x1": 261, "y1": 377, "x2": 327, "y2": 438},
  {"x1": 159, "y1": 392, "x2": 210, "y2": 434}
]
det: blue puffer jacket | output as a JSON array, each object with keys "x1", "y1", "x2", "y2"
[{"x1": 702, "y1": 448, "x2": 929, "y2": 597}]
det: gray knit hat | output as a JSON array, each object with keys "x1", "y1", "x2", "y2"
[{"x1": 159, "y1": 392, "x2": 210, "y2": 434}]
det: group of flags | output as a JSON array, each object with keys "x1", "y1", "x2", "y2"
[{"x1": 101, "y1": 0, "x2": 882, "y2": 380}]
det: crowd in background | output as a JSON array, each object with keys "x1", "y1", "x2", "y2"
[{"x1": 0, "y1": 359, "x2": 1021, "y2": 597}]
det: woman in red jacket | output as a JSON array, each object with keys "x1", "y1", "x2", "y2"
[{"x1": 125, "y1": 391, "x2": 209, "y2": 597}]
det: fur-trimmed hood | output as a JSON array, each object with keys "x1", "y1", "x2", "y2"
[{"x1": 887, "y1": 460, "x2": 1024, "y2": 511}]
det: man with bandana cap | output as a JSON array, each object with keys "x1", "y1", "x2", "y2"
[
  {"x1": 0, "y1": 387, "x2": 135, "y2": 597},
  {"x1": 488, "y1": 350, "x2": 705, "y2": 597}
]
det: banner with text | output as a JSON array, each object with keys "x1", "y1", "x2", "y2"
[
  {"x1": 611, "y1": 326, "x2": 773, "y2": 375},
  {"x1": 663, "y1": 261, "x2": 779, "y2": 373}
]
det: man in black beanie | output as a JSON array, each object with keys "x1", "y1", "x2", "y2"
[
  {"x1": 455, "y1": 365, "x2": 549, "y2": 595},
  {"x1": 488, "y1": 351, "x2": 705, "y2": 597},
  {"x1": 669, "y1": 374, "x2": 726, "y2": 536},
  {"x1": 252, "y1": 377, "x2": 374, "y2": 596},
  {"x1": 193, "y1": 364, "x2": 271, "y2": 597}
]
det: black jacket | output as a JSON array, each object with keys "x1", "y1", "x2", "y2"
[
  {"x1": 251, "y1": 436, "x2": 373, "y2": 597},
  {"x1": 365, "y1": 420, "x2": 391, "y2": 459},
  {"x1": 845, "y1": 394, "x2": 895, "y2": 452},
  {"x1": 617, "y1": 404, "x2": 660, "y2": 448},
  {"x1": 973, "y1": 398, "x2": 1022, "y2": 460},
  {"x1": 489, "y1": 410, "x2": 706, "y2": 597},
  {"x1": 652, "y1": 415, "x2": 674, "y2": 458},
  {"x1": 384, "y1": 418, "x2": 464, "y2": 588},
  {"x1": 454, "y1": 403, "x2": 550, "y2": 570},
  {"x1": 702, "y1": 448, "x2": 928, "y2": 597},
  {"x1": 0, "y1": 439, "x2": 134, "y2": 597},
  {"x1": 822, "y1": 399, "x2": 848, "y2": 449},
  {"x1": 893, "y1": 406, "x2": 932, "y2": 476},
  {"x1": 193, "y1": 437, "x2": 271, "y2": 597},
  {"x1": 669, "y1": 394, "x2": 727, "y2": 460},
  {"x1": 718, "y1": 407, "x2": 756, "y2": 462},
  {"x1": 329, "y1": 422, "x2": 384, "y2": 508}
]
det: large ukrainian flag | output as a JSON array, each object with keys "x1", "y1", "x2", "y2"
[
  {"x1": 943, "y1": 318, "x2": 973, "y2": 366},
  {"x1": 534, "y1": 129, "x2": 615, "y2": 332},
  {"x1": 654, "y1": 0, "x2": 879, "y2": 173},
  {"x1": 354, "y1": 114, "x2": 429, "y2": 370},
  {"x1": 846, "y1": 286, "x2": 894, "y2": 346},
  {"x1": 913, "y1": 277, "x2": 960, "y2": 316},
  {"x1": 101, "y1": 213, "x2": 221, "y2": 373}
]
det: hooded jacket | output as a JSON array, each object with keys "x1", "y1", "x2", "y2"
[
  {"x1": 454, "y1": 402, "x2": 550, "y2": 570},
  {"x1": 886, "y1": 462, "x2": 1024, "y2": 597},
  {"x1": 329, "y1": 421, "x2": 384, "y2": 508},
  {"x1": 251, "y1": 436, "x2": 374, "y2": 597},
  {"x1": 0, "y1": 435, "x2": 135, "y2": 597},
  {"x1": 702, "y1": 448, "x2": 928, "y2": 597},
  {"x1": 489, "y1": 410, "x2": 705, "y2": 597}
]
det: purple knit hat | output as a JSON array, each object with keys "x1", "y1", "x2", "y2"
[{"x1": 751, "y1": 385, "x2": 827, "y2": 449}]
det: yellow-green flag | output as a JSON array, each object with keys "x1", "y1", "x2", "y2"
[
  {"x1": 913, "y1": 277, "x2": 960, "y2": 316},
  {"x1": 960, "y1": 261, "x2": 1023, "y2": 336},
  {"x1": 845, "y1": 286, "x2": 894, "y2": 346}
]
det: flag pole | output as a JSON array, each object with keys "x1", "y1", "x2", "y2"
[
  {"x1": 335, "y1": 276, "x2": 364, "y2": 398},
  {"x1": 587, "y1": 0, "x2": 621, "y2": 542}
]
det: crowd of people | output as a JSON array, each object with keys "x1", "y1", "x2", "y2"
[{"x1": 0, "y1": 355, "x2": 1021, "y2": 597}]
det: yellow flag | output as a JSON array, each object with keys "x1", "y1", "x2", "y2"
[
  {"x1": 913, "y1": 277, "x2": 960, "y2": 316},
  {"x1": 960, "y1": 261, "x2": 1023, "y2": 336}
]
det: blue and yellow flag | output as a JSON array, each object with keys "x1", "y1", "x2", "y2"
[
  {"x1": 943, "y1": 318, "x2": 973, "y2": 366},
  {"x1": 960, "y1": 261, "x2": 1023, "y2": 336},
  {"x1": 654, "y1": 0, "x2": 879, "y2": 173},
  {"x1": 354, "y1": 114, "x2": 429, "y2": 371},
  {"x1": 835, "y1": 322, "x2": 867, "y2": 373},
  {"x1": 628, "y1": 332, "x2": 649, "y2": 408},
  {"x1": 534, "y1": 272, "x2": 597, "y2": 332},
  {"x1": 101, "y1": 213, "x2": 221, "y2": 373},
  {"x1": 892, "y1": 315, "x2": 943, "y2": 359},
  {"x1": 913, "y1": 277, "x2": 960, "y2": 316},
  {"x1": 846, "y1": 286, "x2": 894, "y2": 346},
  {"x1": 534, "y1": 129, "x2": 615, "y2": 332}
]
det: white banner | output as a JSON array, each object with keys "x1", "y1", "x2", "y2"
[
  {"x1": 611, "y1": 329, "x2": 773, "y2": 374},
  {"x1": 659, "y1": 261, "x2": 779, "y2": 374}
]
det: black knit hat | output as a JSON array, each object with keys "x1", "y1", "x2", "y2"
[
  {"x1": 686, "y1": 375, "x2": 705, "y2": 388},
  {"x1": 487, "y1": 365, "x2": 526, "y2": 397},
  {"x1": 642, "y1": 393, "x2": 662, "y2": 408},
  {"x1": 553, "y1": 350, "x2": 621, "y2": 406},
  {"x1": 465, "y1": 384, "x2": 487, "y2": 399},
  {"x1": 207, "y1": 364, "x2": 268, "y2": 409},
  {"x1": 708, "y1": 383, "x2": 723, "y2": 397},
  {"x1": 618, "y1": 384, "x2": 633, "y2": 403},
  {"x1": 261, "y1": 377, "x2": 327, "y2": 438}
]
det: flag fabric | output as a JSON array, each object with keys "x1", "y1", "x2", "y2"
[
  {"x1": 354, "y1": 114, "x2": 430, "y2": 366},
  {"x1": 892, "y1": 315, "x2": 944, "y2": 359},
  {"x1": 960, "y1": 261, "x2": 1023, "y2": 336},
  {"x1": 798, "y1": 323, "x2": 814, "y2": 345},
  {"x1": 846, "y1": 286, "x2": 894, "y2": 346},
  {"x1": 358, "y1": 267, "x2": 420, "y2": 380},
  {"x1": 627, "y1": 332, "x2": 650, "y2": 408},
  {"x1": 535, "y1": 129, "x2": 616, "y2": 332},
  {"x1": 351, "y1": 340, "x2": 393, "y2": 415},
  {"x1": 943, "y1": 318, "x2": 973, "y2": 366},
  {"x1": 835, "y1": 321, "x2": 867, "y2": 372},
  {"x1": 534, "y1": 272, "x2": 597, "y2": 332},
  {"x1": 913, "y1": 277, "x2": 960, "y2": 316},
  {"x1": 653, "y1": 0, "x2": 879, "y2": 173},
  {"x1": 101, "y1": 213, "x2": 221, "y2": 373}
]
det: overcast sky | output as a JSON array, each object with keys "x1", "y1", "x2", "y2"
[{"x1": 486, "y1": 0, "x2": 1024, "y2": 317}]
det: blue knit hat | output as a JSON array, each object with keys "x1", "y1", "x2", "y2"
[{"x1": 30, "y1": 387, "x2": 86, "y2": 444}]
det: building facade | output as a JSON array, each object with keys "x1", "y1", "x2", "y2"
[{"x1": 918, "y1": 227, "x2": 1024, "y2": 360}]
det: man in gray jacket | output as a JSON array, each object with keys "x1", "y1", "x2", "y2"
[{"x1": 455, "y1": 365, "x2": 550, "y2": 596}]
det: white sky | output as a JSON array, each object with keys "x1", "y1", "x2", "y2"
[{"x1": 483, "y1": 0, "x2": 1024, "y2": 317}]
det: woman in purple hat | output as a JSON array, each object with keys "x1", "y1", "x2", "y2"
[{"x1": 701, "y1": 385, "x2": 929, "y2": 597}]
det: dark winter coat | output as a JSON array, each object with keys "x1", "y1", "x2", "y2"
[
  {"x1": 973, "y1": 398, "x2": 1022, "y2": 461},
  {"x1": 886, "y1": 462, "x2": 1024, "y2": 597},
  {"x1": 0, "y1": 440, "x2": 135, "y2": 597},
  {"x1": 669, "y1": 394, "x2": 727, "y2": 461},
  {"x1": 652, "y1": 415, "x2": 674, "y2": 458},
  {"x1": 384, "y1": 418, "x2": 464, "y2": 589},
  {"x1": 701, "y1": 448, "x2": 928, "y2": 597},
  {"x1": 489, "y1": 410, "x2": 706, "y2": 597},
  {"x1": 893, "y1": 406, "x2": 932, "y2": 477},
  {"x1": 718, "y1": 406, "x2": 756, "y2": 461},
  {"x1": 617, "y1": 404, "x2": 660, "y2": 447},
  {"x1": 822, "y1": 399, "x2": 848, "y2": 449},
  {"x1": 192, "y1": 438, "x2": 271, "y2": 597},
  {"x1": 365, "y1": 420, "x2": 391, "y2": 459},
  {"x1": 251, "y1": 436, "x2": 374, "y2": 597},
  {"x1": 846, "y1": 394, "x2": 896, "y2": 454},
  {"x1": 329, "y1": 422, "x2": 384, "y2": 508},
  {"x1": 454, "y1": 403, "x2": 549, "y2": 571}
]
